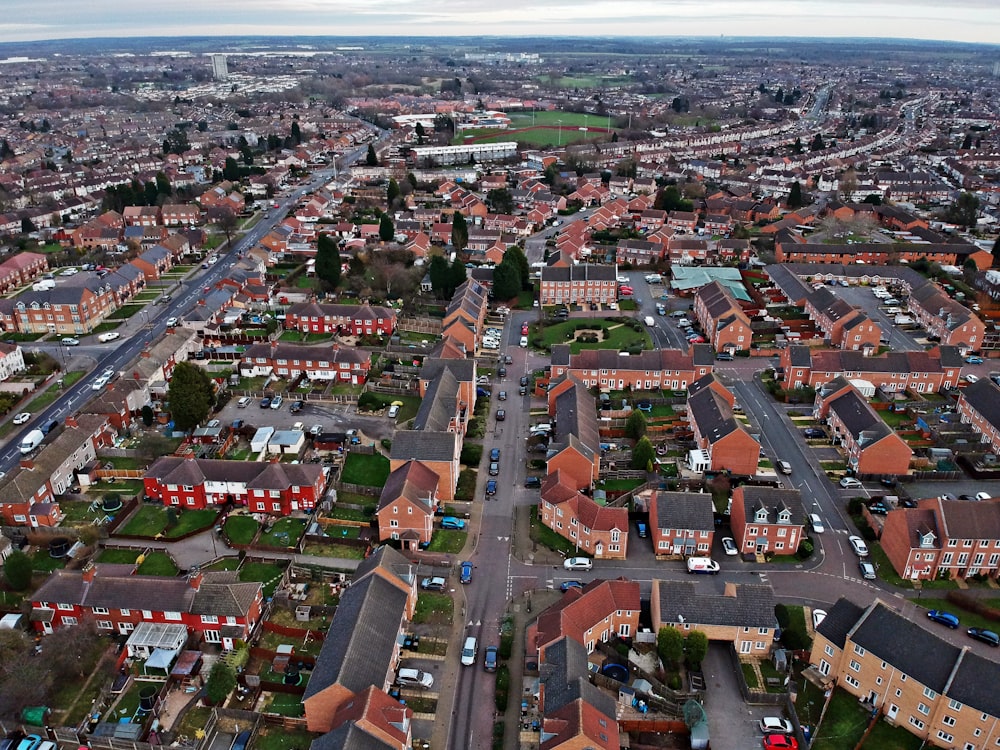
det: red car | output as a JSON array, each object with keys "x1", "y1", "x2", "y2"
[
  {"x1": 763, "y1": 734, "x2": 798, "y2": 750},
  {"x1": 521, "y1": 324, "x2": 529, "y2": 335}
]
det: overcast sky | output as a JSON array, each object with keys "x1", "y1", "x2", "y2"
[{"x1": 0, "y1": 0, "x2": 998, "y2": 46}]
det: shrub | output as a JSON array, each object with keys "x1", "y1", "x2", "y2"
[
  {"x1": 357, "y1": 392, "x2": 389, "y2": 412},
  {"x1": 494, "y1": 666, "x2": 510, "y2": 712},
  {"x1": 796, "y1": 539, "x2": 814, "y2": 560},
  {"x1": 461, "y1": 444, "x2": 483, "y2": 465},
  {"x1": 847, "y1": 497, "x2": 865, "y2": 515},
  {"x1": 774, "y1": 603, "x2": 791, "y2": 629},
  {"x1": 2, "y1": 550, "x2": 32, "y2": 590}
]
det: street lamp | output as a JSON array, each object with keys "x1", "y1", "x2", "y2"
[{"x1": 557, "y1": 120, "x2": 563, "y2": 147}]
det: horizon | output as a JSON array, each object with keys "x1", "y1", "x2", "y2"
[{"x1": 1, "y1": 0, "x2": 999, "y2": 47}]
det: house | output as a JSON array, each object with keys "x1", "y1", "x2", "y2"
[
  {"x1": 536, "y1": 637, "x2": 620, "y2": 750},
  {"x1": 0, "y1": 252, "x2": 48, "y2": 292},
  {"x1": 549, "y1": 345, "x2": 714, "y2": 390},
  {"x1": 879, "y1": 498, "x2": 1000, "y2": 582},
  {"x1": 545, "y1": 378, "x2": 601, "y2": 490},
  {"x1": 539, "y1": 264, "x2": 618, "y2": 306},
  {"x1": 527, "y1": 578, "x2": 641, "y2": 656},
  {"x1": 161, "y1": 204, "x2": 202, "y2": 227},
  {"x1": 3, "y1": 280, "x2": 118, "y2": 334},
  {"x1": 810, "y1": 597, "x2": 1000, "y2": 750},
  {"x1": 693, "y1": 281, "x2": 754, "y2": 353},
  {"x1": 304, "y1": 547, "x2": 416, "y2": 732},
  {"x1": 143, "y1": 456, "x2": 326, "y2": 514},
  {"x1": 30, "y1": 564, "x2": 263, "y2": 646},
  {"x1": 957, "y1": 378, "x2": 1000, "y2": 455},
  {"x1": 538, "y1": 470, "x2": 629, "y2": 560},
  {"x1": 648, "y1": 491, "x2": 716, "y2": 558},
  {"x1": 803, "y1": 286, "x2": 882, "y2": 352},
  {"x1": 780, "y1": 345, "x2": 963, "y2": 393},
  {"x1": 311, "y1": 687, "x2": 413, "y2": 750},
  {"x1": 80, "y1": 378, "x2": 151, "y2": 432},
  {"x1": 131, "y1": 329, "x2": 200, "y2": 395},
  {"x1": 0, "y1": 342, "x2": 26, "y2": 381},
  {"x1": 908, "y1": 282, "x2": 985, "y2": 351},
  {"x1": 814, "y1": 378, "x2": 912, "y2": 476},
  {"x1": 122, "y1": 205, "x2": 162, "y2": 227},
  {"x1": 284, "y1": 302, "x2": 397, "y2": 337},
  {"x1": 376, "y1": 461, "x2": 440, "y2": 549},
  {"x1": 687, "y1": 374, "x2": 760, "y2": 476},
  {"x1": 651, "y1": 580, "x2": 778, "y2": 655},
  {"x1": 729, "y1": 486, "x2": 806, "y2": 556},
  {"x1": 130, "y1": 244, "x2": 173, "y2": 280},
  {"x1": 240, "y1": 342, "x2": 371, "y2": 384}
]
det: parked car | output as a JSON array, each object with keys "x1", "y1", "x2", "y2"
[
  {"x1": 965, "y1": 356, "x2": 984, "y2": 365},
  {"x1": 498, "y1": 390, "x2": 507, "y2": 401},
  {"x1": 496, "y1": 409, "x2": 506, "y2": 421},
  {"x1": 289, "y1": 400, "x2": 304, "y2": 413},
  {"x1": 490, "y1": 448, "x2": 501, "y2": 461},
  {"x1": 859, "y1": 560, "x2": 877, "y2": 580},
  {"x1": 976, "y1": 492, "x2": 992, "y2": 501},
  {"x1": 927, "y1": 610, "x2": 960, "y2": 629},
  {"x1": 563, "y1": 557, "x2": 593, "y2": 571},
  {"x1": 840, "y1": 477, "x2": 863, "y2": 489},
  {"x1": 259, "y1": 397, "x2": 271, "y2": 409},
  {"x1": 387, "y1": 403, "x2": 400, "y2": 419},
  {"x1": 489, "y1": 462, "x2": 499, "y2": 476},
  {"x1": 808, "y1": 514, "x2": 825, "y2": 534},
  {"x1": 460, "y1": 561, "x2": 473, "y2": 584},
  {"x1": 440, "y1": 516, "x2": 466, "y2": 530},
  {"x1": 848, "y1": 536, "x2": 869, "y2": 557},
  {"x1": 524, "y1": 476, "x2": 542, "y2": 489},
  {"x1": 420, "y1": 576, "x2": 446, "y2": 592},
  {"x1": 777, "y1": 460, "x2": 792, "y2": 475},
  {"x1": 237, "y1": 396, "x2": 252, "y2": 408},
  {"x1": 716, "y1": 352, "x2": 734, "y2": 361},
  {"x1": 759, "y1": 717, "x2": 794, "y2": 734},
  {"x1": 636, "y1": 521, "x2": 648, "y2": 538},
  {"x1": 270, "y1": 396, "x2": 283, "y2": 409},
  {"x1": 12, "y1": 412, "x2": 30, "y2": 425},
  {"x1": 686, "y1": 557, "x2": 720, "y2": 574},
  {"x1": 486, "y1": 480, "x2": 497, "y2": 496},
  {"x1": 483, "y1": 645, "x2": 499, "y2": 672},
  {"x1": 803, "y1": 428, "x2": 825, "y2": 439},
  {"x1": 520, "y1": 375, "x2": 529, "y2": 387},
  {"x1": 967, "y1": 627, "x2": 1000, "y2": 647},
  {"x1": 61, "y1": 337, "x2": 80, "y2": 346},
  {"x1": 721, "y1": 537, "x2": 738, "y2": 556},
  {"x1": 560, "y1": 580, "x2": 583, "y2": 592},
  {"x1": 762, "y1": 734, "x2": 798, "y2": 750},
  {"x1": 397, "y1": 668, "x2": 434, "y2": 688}
]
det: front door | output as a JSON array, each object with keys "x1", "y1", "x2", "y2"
[{"x1": 887, "y1": 704, "x2": 899, "y2": 721}]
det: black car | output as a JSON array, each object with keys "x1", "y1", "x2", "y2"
[
  {"x1": 524, "y1": 476, "x2": 542, "y2": 488},
  {"x1": 489, "y1": 462, "x2": 499, "y2": 476},
  {"x1": 504, "y1": 355, "x2": 513, "y2": 365},
  {"x1": 290, "y1": 400, "x2": 304, "y2": 413},
  {"x1": 498, "y1": 367, "x2": 507, "y2": 377},
  {"x1": 496, "y1": 409, "x2": 506, "y2": 421},
  {"x1": 803, "y1": 428, "x2": 826, "y2": 439},
  {"x1": 968, "y1": 627, "x2": 1000, "y2": 647},
  {"x1": 520, "y1": 375, "x2": 529, "y2": 387}
]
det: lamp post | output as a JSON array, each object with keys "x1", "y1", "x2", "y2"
[{"x1": 557, "y1": 120, "x2": 563, "y2": 147}]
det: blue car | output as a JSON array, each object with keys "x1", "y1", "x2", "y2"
[
  {"x1": 490, "y1": 448, "x2": 501, "y2": 461},
  {"x1": 460, "y1": 561, "x2": 473, "y2": 584},
  {"x1": 440, "y1": 516, "x2": 466, "y2": 530},
  {"x1": 927, "y1": 610, "x2": 960, "y2": 629},
  {"x1": 486, "y1": 480, "x2": 497, "y2": 496},
  {"x1": 560, "y1": 580, "x2": 583, "y2": 592},
  {"x1": 965, "y1": 356, "x2": 984, "y2": 365}
]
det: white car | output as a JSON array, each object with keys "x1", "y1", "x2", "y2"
[
  {"x1": 808, "y1": 513, "x2": 825, "y2": 534},
  {"x1": 721, "y1": 537, "x2": 738, "y2": 556},
  {"x1": 59, "y1": 267, "x2": 78, "y2": 276},
  {"x1": 848, "y1": 535, "x2": 869, "y2": 557},
  {"x1": 237, "y1": 396, "x2": 252, "y2": 408},
  {"x1": 12, "y1": 412, "x2": 31, "y2": 425},
  {"x1": 396, "y1": 668, "x2": 434, "y2": 689},
  {"x1": 91, "y1": 375, "x2": 109, "y2": 391},
  {"x1": 165, "y1": 317, "x2": 178, "y2": 327},
  {"x1": 387, "y1": 404, "x2": 400, "y2": 419},
  {"x1": 563, "y1": 557, "x2": 593, "y2": 571},
  {"x1": 270, "y1": 396, "x2": 283, "y2": 410},
  {"x1": 839, "y1": 476, "x2": 863, "y2": 489},
  {"x1": 61, "y1": 337, "x2": 80, "y2": 346},
  {"x1": 617, "y1": 275, "x2": 629, "y2": 284},
  {"x1": 97, "y1": 331, "x2": 121, "y2": 343},
  {"x1": 759, "y1": 717, "x2": 794, "y2": 734},
  {"x1": 976, "y1": 492, "x2": 992, "y2": 501}
]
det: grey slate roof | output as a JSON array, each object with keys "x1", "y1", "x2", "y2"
[
  {"x1": 413, "y1": 369, "x2": 459, "y2": 432},
  {"x1": 815, "y1": 598, "x2": 866, "y2": 648},
  {"x1": 687, "y1": 375, "x2": 740, "y2": 445},
  {"x1": 419, "y1": 357, "x2": 476, "y2": 384},
  {"x1": 653, "y1": 491, "x2": 715, "y2": 531},
  {"x1": 539, "y1": 636, "x2": 617, "y2": 718},
  {"x1": 311, "y1": 724, "x2": 396, "y2": 750},
  {"x1": 961, "y1": 377, "x2": 1000, "y2": 431},
  {"x1": 946, "y1": 650, "x2": 1000, "y2": 717},
  {"x1": 540, "y1": 263, "x2": 617, "y2": 282},
  {"x1": 303, "y1": 573, "x2": 407, "y2": 701},
  {"x1": 827, "y1": 387, "x2": 894, "y2": 447},
  {"x1": 655, "y1": 580, "x2": 777, "y2": 629},
  {"x1": 390, "y1": 430, "x2": 457, "y2": 463},
  {"x1": 738, "y1": 487, "x2": 806, "y2": 526},
  {"x1": 849, "y1": 601, "x2": 961, "y2": 693}
]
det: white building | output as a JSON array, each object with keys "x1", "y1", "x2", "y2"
[{"x1": 0, "y1": 343, "x2": 26, "y2": 381}]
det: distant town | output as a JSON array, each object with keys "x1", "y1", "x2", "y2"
[{"x1": 0, "y1": 33, "x2": 998, "y2": 750}]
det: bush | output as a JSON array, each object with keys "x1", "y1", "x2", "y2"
[
  {"x1": 781, "y1": 625, "x2": 810, "y2": 651},
  {"x1": 847, "y1": 497, "x2": 865, "y2": 515},
  {"x1": 796, "y1": 538, "x2": 815, "y2": 560},
  {"x1": 461, "y1": 444, "x2": 483, "y2": 465},
  {"x1": 3, "y1": 550, "x2": 32, "y2": 590},
  {"x1": 204, "y1": 661, "x2": 236, "y2": 704},
  {"x1": 455, "y1": 468, "x2": 477, "y2": 502},
  {"x1": 774, "y1": 603, "x2": 791, "y2": 629},
  {"x1": 494, "y1": 665, "x2": 510, "y2": 712},
  {"x1": 357, "y1": 392, "x2": 390, "y2": 412}
]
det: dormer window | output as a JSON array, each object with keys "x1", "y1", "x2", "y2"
[
  {"x1": 754, "y1": 508, "x2": 769, "y2": 523},
  {"x1": 777, "y1": 509, "x2": 791, "y2": 524}
]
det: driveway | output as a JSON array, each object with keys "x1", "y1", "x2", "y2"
[{"x1": 702, "y1": 643, "x2": 774, "y2": 750}]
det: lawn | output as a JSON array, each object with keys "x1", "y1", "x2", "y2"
[
  {"x1": 413, "y1": 592, "x2": 454, "y2": 624},
  {"x1": 598, "y1": 478, "x2": 646, "y2": 492},
  {"x1": 529, "y1": 505, "x2": 577, "y2": 555},
  {"x1": 88, "y1": 480, "x2": 144, "y2": 495},
  {"x1": 117, "y1": 506, "x2": 217, "y2": 538},
  {"x1": 509, "y1": 110, "x2": 602, "y2": 128},
  {"x1": 260, "y1": 517, "x2": 306, "y2": 547},
  {"x1": 252, "y1": 728, "x2": 316, "y2": 750},
  {"x1": 340, "y1": 452, "x2": 390, "y2": 487},
  {"x1": 224, "y1": 515, "x2": 259, "y2": 545},
  {"x1": 279, "y1": 330, "x2": 332, "y2": 343},
  {"x1": 31, "y1": 547, "x2": 67, "y2": 573},
  {"x1": 537, "y1": 317, "x2": 651, "y2": 355},
  {"x1": 136, "y1": 551, "x2": 179, "y2": 576},
  {"x1": 96, "y1": 548, "x2": 140, "y2": 564},
  {"x1": 426, "y1": 529, "x2": 467, "y2": 554},
  {"x1": 109, "y1": 304, "x2": 144, "y2": 320},
  {"x1": 239, "y1": 561, "x2": 286, "y2": 597},
  {"x1": 806, "y1": 686, "x2": 869, "y2": 750},
  {"x1": 101, "y1": 456, "x2": 147, "y2": 471},
  {"x1": 879, "y1": 410, "x2": 913, "y2": 428},
  {"x1": 262, "y1": 692, "x2": 305, "y2": 717},
  {"x1": 91, "y1": 321, "x2": 123, "y2": 334}
]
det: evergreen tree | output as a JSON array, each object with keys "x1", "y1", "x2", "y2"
[
  {"x1": 315, "y1": 233, "x2": 342, "y2": 290},
  {"x1": 291, "y1": 121, "x2": 302, "y2": 145},
  {"x1": 379, "y1": 214, "x2": 395, "y2": 242},
  {"x1": 448, "y1": 257, "x2": 467, "y2": 294},
  {"x1": 428, "y1": 255, "x2": 450, "y2": 298},
  {"x1": 167, "y1": 361, "x2": 214, "y2": 432},
  {"x1": 387, "y1": 178, "x2": 400, "y2": 205},
  {"x1": 492, "y1": 262, "x2": 520, "y2": 301},
  {"x1": 223, "y1": 157, "x2": 240, "y2": 181},
  {"x1": 631, "y1": 437, "x2": 655, "y2": 470},
  {"x1": 810, "y1": 133, "x2": 825, "y2": 151},
  {"x1": 366, "y1": 144, "x2": 378, "y2": 166},
  {"x1": 502, "y1": 245, "x2": 530, "y2": 289},
  {"x1": 786, "y1": 181, "x2": 804, "y2": 209},
  {"x1": 451, "y1": 212, "x2": 468, "y2": 252}
]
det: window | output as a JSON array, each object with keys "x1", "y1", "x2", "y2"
[
  {"x1": 850, "y1": 660, "x2": 861, "y2": 672},
  {"x1": 845, "y1": 674, "x2": 860, "y2": 688},
  {"x1": 853, "y1": 644, "x2": 866, "y2": 657},
  {"x1": 948, "y1": 699, "x2": 961, "y2": 712},
  {"x1": 92, "y1": 607, "x2": 109, "y2": 615},
  {"x1": 942, "y1": 715, "x2": 956, "y2": 727},
  {"x1": 825, "y1": 645, "x2": 835, "y2": 657},
  {"x1": 61, "y1": 616, "x2": 78, "y2": 625},
  {"x1": 909, "y1": 717, "x2": 925, "y2": 731},
  {"x1": 97, "y1": 620, "x2": 113, "y2": 630},
  {"x1": 57, "y1": 603, "x2": 74, "y2": 611},
  {"x1": 923, "y1": 687, "x2": 937, "y2": 700},
  {"x1": 202, "y1": 615, "x2": 219, "y2": 624},
  {"x1": 937, "y1": 732, "x2": 954, "y2": 744},
  {"x1": 164, "y1": 611, "x2": 182, "y2": 621},
  {"x1": 918, "y1": 703, "x2": 930, "y2": 716}
]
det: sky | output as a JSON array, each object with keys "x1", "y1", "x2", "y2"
[{"x1": 0, "y1": 0, "x2": 998, "y2": 46}]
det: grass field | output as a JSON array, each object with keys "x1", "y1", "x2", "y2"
[
  {"x1": 456, "y1": 124, "x2": 605, "y2": 147},
  {"x1": 260, "y1": 517, "x2": 306, "y2": 547},
  {"x1": 427, "y1": 529, "x2": 467, "y2": 554},
  {"x1": 913, "y1": 597, "x2": 1000, "y2": 632},
  {"x1": 239, "y1": 561, "x2": 286, "y2": 597},
  {"x1": 224, "y1": 515, "x2": 259, "y2": 545},
  {"x1": 341, "y1": 452, "x2": 390, "y2": 487},
  {"x1": 537, "y1": 317, "x2": 651, "y2": 355},
  {"x1": 508, "y1": 111, "x2": 608, "y2": 128},
  {"x1": 413, "y1": 592, "x2": 454, "y2": 624},
  {"x1": 136, "y1": 551, "x2": 178, "y2": 576},
  {"x1": 117, "y1": 506, "x2": 217, "y2": 538}
]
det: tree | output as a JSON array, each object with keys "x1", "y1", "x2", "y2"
[
  {"x1": 366, "y1": 143, "x2": 378, "y2": 166},
  {"x1": 20, "y1": 216, "x2": 35, "y2": 234},
  {"x1": 379, "y1": 213, "x2": 395, "y2": 242},
  {"x1": 208, "y1": 205, "x2": 239, "y2": 248},
  {"x1": 163, "y1": 126, "x2": 190, "y2": 155},
  {"x1": 205, "y1": 661, "x2": 237, "y2": 705},
  {"x1": 223, "y1": 157, "x2": 241, "y2": 181},
  {"x1": 492, "y1": 262, "x2": 520, "y2": 301},
  {"x1": 961, "y1": 133, "x2": 972, "y2": 150},
  {"x1": 451, "y1": 212, "x2": 468, "y2": 252},
  {"x1": 786, "y1": 181, "x2": 804, "y2": 209},
  {"x1": 838, "y1": 168, "x2": 858, "y2": 202},
  {"x1": 685, "y1": 630, "x2": 709, "y2": 668},
  {"x1": 415, "y1": 122, "x2": 426, "y2": 144},
  {"x1": 141, "y1": 405, "x2": 154, "y2": 427},
  {"x1": 315, "y1": 233, "x2": 342, "y2": 289},
  {"x1": 168, "y1": 361, "x2": 214, "y2": 432},
  {"x1": 428, "y1": 255, "x2": 450, "y2": 298},
  {"x1": 947, "y1": 191, "x2": 980, "y2": 228},
  {"x1": 487, "y1": 187, "x2": 514, "y2": 215},
  {"x1": 992, "y1": 235, "x2": 1000, "y2": 269},
  {"x1": 810, "y1": 133, "x2": 826, "y2": 151},
  {"x1": 2, "y1": 549, "x2": 31, "y2": 590},
  {"x1": 290, "y1": 121, "x2": 302, "y2": 145},
  {"x1": 657, "y1": 626, "x2": 684, "y2": 669},
  {"x1": 631, "y1": 436, "x2": 655, "y2": 470},
  {"x1": 502, "y1": 245, "x2": 530, "y2": 289},
  {"x1": 448, "y1": 256, "x2": 468, "y2": 293},
  {"x1": 625, "y1": 410, "x2": 647, "y2": 440},
  {"x1": 386, "y1": 178, "x2": 400, "y2": 205}
]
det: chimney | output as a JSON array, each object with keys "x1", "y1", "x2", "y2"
[
  {"x1": 65, "y1": 415, "x2": 78, "y2": 429},
  {"x1": 724, "y1": 582, "x2": 738, "y2": 598},
  {"x1": 188, "y1": 571, "x2": 204, "y2": 590},
  {"x1": 82, "y1": 562, "x2": 97, "y2": 583},
  {"x1": 19, "y1": 458, "x2": 34, "y2": 471}
]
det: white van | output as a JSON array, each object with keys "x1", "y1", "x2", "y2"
[
  {"x1": 644, "y1": 316, "x2": 655, "y2": 326},
  {"x1": 461, "y1": 636, "x2": 478, "y2": 666},
  {"x1": 686, "y1": 557, "x2": 720, "y2": 575}
]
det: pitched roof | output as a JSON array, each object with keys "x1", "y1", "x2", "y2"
[
  {"x1": 532, "y1": 578, "x2": 640, "y2": 652},
  {"x1": 815, "y1": 597, "x2": 867, "y2": 649},
  {"x1": 654, "y1": 580, "x2": 777, "y2": 629},
  {"x1": 539, "y1": 636, "x2": 618, "y2": 720},
  {"x1": 378, "y1": 461, "x2": 440, "y2": 512},
  {"x1": 653, "y1": 491, "x2": 715, "y2": 531},
  {"x1": 737, "y1": 487, "x2": 806, "y2": 526},
  {"x1": 826, "y1": 387, "x2": 896, "y2": 447},
  {"x1": 961, "y1": 377, "x2": 1000, "y2": 430},
  {"x1": 390, "y1": 430, "x2": 457, "y2": 463},
  {"x1": 932, "y1": 498, "x2": 1000, "y2": 540},
  {"x1": 946, "y1": 650, "x2": 1000, "y2": 718}
]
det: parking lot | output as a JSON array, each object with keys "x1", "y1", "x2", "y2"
[{"x1": 823, "y1": 283, "x2": 924, "y2": 351}]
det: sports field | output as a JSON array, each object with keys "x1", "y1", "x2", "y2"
[{"x1": 453, "y1": 109, "x2": 618, "y2": 147}]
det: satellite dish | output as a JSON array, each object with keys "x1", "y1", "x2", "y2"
[{"x1": 678, "y1": 614, "x2": 685, "y2": 623}]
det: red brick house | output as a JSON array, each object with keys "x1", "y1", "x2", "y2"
[
  {"x1": 729, "y1": 486, "x2": 806, "y2": 556},
  {"x1": 538, "y1": 470, "x2": 629, "y2": 560},
  {"x1": 908, "y1": 282, "x2": 985, "y2": 351},
  {"x1": 240, "y1": 342, "x2": 371, "y2": 384},
  {"x1": 30, "y1": 564, "x2": 263, "y2": 647},
  {"x1": 814, "y1": 377, "x2": 912, "y2": 476},
  {"x1": 143, "y1": 456, "x2": 326, "y2": 513},
  {"x1": 545, "y1": 379, "x2": 600, "y2": 490},
  {"x1": 548, "y1": 345, "x2": 714, "y2": 391},
  {"x1": 957, "y1": 377, "x2": 1000, "y2": 454},
  {"x1": 687, "y1": 374, "x2": 760, "y2": 476},
  {"x1": 648, "y1": 490, "x2": 716, "y2": 558},
  {"x1": 780, "y1": 346, "x2": 963, "y2": 393},
  {"x1": 161, "y1": 204, "x2": 202, "y2": 227},
  {"x1": 284, "y1": 302, "x2": 397, "y2": 337},
  {"x1": 539, "y1": 264, "x2": 618, "y2": 306},
  {"x1": 528, "y1": 578, "x2": 641, "y2": 656},
  {"x1": 693, "y1": 281, "x2": 754, "y2": 353},
  {"x1": 0, "y1": 252, "x2": 47, "y2": 292},
  {"x1": 376, "y1": 461, "x2": 440, "y2": 549},
  {"x1": 804, "y1": 287, "x2": 882, "y2": 352}
]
